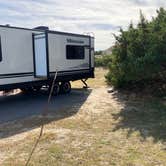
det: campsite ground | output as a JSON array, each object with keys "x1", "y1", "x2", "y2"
[{"x1": 0, "y1": 68, "x2": 166, "y2": 166}]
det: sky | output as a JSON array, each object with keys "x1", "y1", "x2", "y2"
[{"x1": 0, "y1": 0, "x2": 165, "y2": 50}]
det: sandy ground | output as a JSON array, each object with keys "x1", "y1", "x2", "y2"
[
  {"x1": 0, "y1": 87, "x2": 113, "y2": 163},
  {"x1": 0, "y1": 68, "x2": 165, "y2": 166}
]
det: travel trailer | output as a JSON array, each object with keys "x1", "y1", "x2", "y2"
[{"x1": 0, "y1": 25, "x2": 94, "y2": 94}]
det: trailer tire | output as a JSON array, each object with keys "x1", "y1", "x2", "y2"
[
  {"x1": 33, "y1": 86, "x2": 42, "y2": 92},
  {"x1": 49, "y1": 83, "x2": 60, "y2": 96},
  {"x1": 60, "y1": 82, "x2": 71, "y2": 94},
  {"x1": 20, "y1": 87, "x2": 34, "y2": 93}
]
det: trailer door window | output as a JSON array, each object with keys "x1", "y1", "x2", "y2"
[
  {"x1": 0, "y1": 37, "x2": 2, "y2": 62},
  {"x1": 66, "y1": 45, "x2": 85, "y2": 59}
]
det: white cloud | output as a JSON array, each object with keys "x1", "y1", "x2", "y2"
[{"x1": 0, "y1": 0, "x2": 165, "y2": 50}]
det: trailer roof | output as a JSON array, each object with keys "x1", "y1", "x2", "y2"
[{"x1": 0, "y1": 25, "x2": 94, "y2": 38}]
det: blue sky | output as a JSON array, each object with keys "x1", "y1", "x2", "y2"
[{"x1": 0, "y1": 0, "x2": 165, "y2": 50}]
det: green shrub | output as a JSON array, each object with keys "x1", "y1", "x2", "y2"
[
  {"x1": 106, "y1": 8, "x2": 166, "y2": 88},
  {"x1": 95, "y1": 55, "x2": 112, "y2": 67},
  {"x1": 95, "y1": 50, "x2": 103, "y2": 55}
]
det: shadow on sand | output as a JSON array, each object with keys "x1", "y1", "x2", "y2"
[
  {"x1": 0, "y1": 88, "x2": 92, "y2": 139},
  {"x1": 111, "y1": 90, "x2": 166, "y2": 143}
]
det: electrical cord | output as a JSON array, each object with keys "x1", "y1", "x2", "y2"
[{"x1": 25, "y1": 70, "x2": 58, "y2": 166}]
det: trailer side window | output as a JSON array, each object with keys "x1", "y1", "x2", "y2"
[
  {"x1": 0, "y1": 37, "x2": 2, "y2": 62},
  {"x1": 66, "y1": 45, "x2": 85, "y2": 59}
]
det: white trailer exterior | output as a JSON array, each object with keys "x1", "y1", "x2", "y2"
[{"x1": 0, "y1": 25, "x2": 94, "y2": 93}]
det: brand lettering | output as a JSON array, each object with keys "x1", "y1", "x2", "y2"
[{"x1": 67, "y1": 39, "x2": 84, "y2": 44}]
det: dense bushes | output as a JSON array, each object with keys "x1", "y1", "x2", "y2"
[
  {"x1": 95, "y1": 55, "x2": 112, "y2": 67},
  {"x1": 95, "y1": 50, "x2": 103, "y2": 55},
  {"x1": 106, "y1": 8, "x2": 166, "y2": 88}
]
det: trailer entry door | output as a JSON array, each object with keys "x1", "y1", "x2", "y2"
[{"x1": 33, "y1": 33, "x2": 49, "y2": 78}]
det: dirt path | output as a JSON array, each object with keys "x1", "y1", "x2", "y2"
[{"x1": 0, "y1": 87, "x2": 120, "y2": 164}]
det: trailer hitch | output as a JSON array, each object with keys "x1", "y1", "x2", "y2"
[{"x1": 81, "y1": 79, "x2": 89, "y2": 88}]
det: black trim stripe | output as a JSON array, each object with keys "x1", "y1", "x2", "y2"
[
  {"x1": 0, "y1": 36, "x2": 2, "y2": 62},
  {"x1": 47, "y1": 30, "x2": 91, "y2": 38},
  {"x1": 46, "y1": 32, "x2": 50, "y2": 78},
  {"x1": 32, "y1": 34, "x2": 36, "y2": 77},
  {"x1": 0, "y1": 25, "x2": 44, "y2": 32},
  {"x1": 0, "y1": 69, "x2": 91, "y2": 79},
  {"x1": 0, "y1": 72, "x2": 33, "y2": 77},
  {"x1": 89, "y1": 36, "x2": 91, "y2": 69},
  {"x1": 50, "y1": 70, "x2": 91, "y2": 77},
  {"x1": 50, "y1": 69, "x2": 90, "y2": 74},
  {"x1": 0, "y1": 73, "x2": 33, "y2": 79}
]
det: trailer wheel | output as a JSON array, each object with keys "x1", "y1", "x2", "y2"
[
  {"x1": 60, "y1": 82, "x2": 71, "y2": 94},
  {"x1": 33, "y1": 86, "x2": 42, "y2": 92},
  {"x1": 49, "y1": 83, "x2": 60, "y2": 96},
  {"x1": 20, "y1": 87, "x2": 34, "y2": 93}
]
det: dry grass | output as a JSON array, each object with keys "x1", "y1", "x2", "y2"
[
  {"x1": 0, "y1": 68, "x2": 166, "y2": 166},
  {"x1": 72, "y1": 67, "x2": 108, "y2": 88}
]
